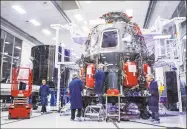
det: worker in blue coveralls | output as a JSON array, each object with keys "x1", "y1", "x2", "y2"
[
  {"x1": 39, "y1": 79, "x2": 50, "y2": 114},
  {"x1": 95, "y1": 64, "x2": 105, "y2": 104},
  {"x1": 146, "y1": 74, "x2": 160, "y2": 124},
  {"x1": 69, "y1": 74, "x2": 83, "y2": 121}
]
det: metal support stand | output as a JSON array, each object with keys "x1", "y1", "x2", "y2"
[
  {"x1": 50, "y1": 24, "x2": 63, "y2": 111},
  {"x1": 84, "y1": 105, "x2": 105, "y2": 121},
  {"x1": 105, "y1": 95, "x2": 121, "y2": 122},
  {"x1": 50, "y1": 24, "x2": 77, "y2": 112},
  {"x1": 175, "y1": 21, "x2": 183, "y2": 113}
]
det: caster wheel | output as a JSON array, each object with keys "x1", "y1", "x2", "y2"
[
  {"x1": 28, "y1": 113, "x2": 31, "y2": 119},
  {"x1": 8, "y1": 114, "x2": 12, "y2": 120},
  {"x1": 117, "y1": 120, "x2": 120, "y2": 123},
  {"x1": 106, "y1": 118, "x2": 109, "y2": 122}
]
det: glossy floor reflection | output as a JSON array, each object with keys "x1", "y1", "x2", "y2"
[{"x1": 1, "y1": 110, "x2": 186, "y2": 128}]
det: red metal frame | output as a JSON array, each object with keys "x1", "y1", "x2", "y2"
[
  {"x1": 11, "y1": 67, "x2": 33, "y2": 97},
  {"x1": 8, "y1": 67, "x2": 33, "y2": 119}
]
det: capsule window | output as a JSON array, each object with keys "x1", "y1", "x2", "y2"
[{"x1": 101, "y1": 30, "x2": 118, "y2": 48}]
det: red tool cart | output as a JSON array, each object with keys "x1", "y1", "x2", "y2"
[{"x1": 8, "y1": 67, "x2": 33, "y2": 119}]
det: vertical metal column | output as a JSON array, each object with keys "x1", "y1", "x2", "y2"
[
  {"x1": 50, "y1": 24, "x2": 63, "y2": 111},
  {"x1": 175, "y1": 22, "x2": 183, "y2": 113}
]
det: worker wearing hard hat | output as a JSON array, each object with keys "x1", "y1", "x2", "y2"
[
  {"x1": 95, "y1": 64, "x2": 105, "y2": 104},
  {"x1": 69, "y1": 74, "x2": 84, "y2": 121},
  {"x1": 145, "y1": 74, "x2": 160, "y2": 124},
  {"x1": 17, "y1": 56, "x2": 34, "y2": 90}
]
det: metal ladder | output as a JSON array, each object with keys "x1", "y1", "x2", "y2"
[{"x1": 84, "y1": 104, "x2": 105, "y2": 122}]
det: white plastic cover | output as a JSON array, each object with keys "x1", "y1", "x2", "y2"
[
  {"x1": 147, "y1": 66, "x2": 151, "y2": 74},
  {"x1": 128, "y1": 65, "x2": 136, "y2": 72},
  {"x1": 87, "y1": 67, "x2": 92, "y2": 74}
]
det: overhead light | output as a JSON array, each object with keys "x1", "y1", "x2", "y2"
[
  {"x1": 12, "y1": 5, "x2": 26, "y2": 14},
  {"x1": 3, "y1": 56, "x2": 7, "y2": 58},
  {"x1": 183, "y1": 36, "x2": 186, "y2": 39},
  {"x1": 184, "y1": 49, "x2": 186, "y2": 52},
  {"x1": 85, "y1": 1, "x2": 92, "y2": 3},
  {"x1": 15, "y1": 56, "x2": 19, "y2": 59},
  {"x1": 42, "y1": 29, "x2": 51, "y2": 35},
  {"x1": 52, "y1": 37, "x2": 56, "y2": 40},
  {"x1": 29, "y1": 19, "x2": 41, "y2": 26},
  {"x1": 82, "y1": 26, "x2": 89, "y2": 32},
  {"x1": 4, "y1": 52, "x2": 8, "y2": 55},
  {"x1": 153, "y1": 35, "x2": 171, "y2": 39},
  {"x1": 15, "y1": 46, "x2": 21, "y2": 50},
  {"x1": 4, "y1": 42, "x2": 10, "y2": 44},
  {"x1": 76, "y1": 56, "x2": 80, "y2": 59},
  {"x1": 89, "y1": 19, "x2": 105, "y2": 25},
  {"x1": 3, "y1": 60, "x2": 8, "y2": 62},
  {"x1": 71, "y1": 48, "x2": 74, "y2": 51},
  {"x1": 74, "y1": 14, "x2": 83, "y2": 22},
  {"x1": 125, "y1": 9, "x2": 133, "y2": 17},
  {"x1": 84, "y1": 21, "x2": 88, "y2": 25}
]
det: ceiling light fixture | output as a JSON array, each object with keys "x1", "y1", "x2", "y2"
[
  {"x1": 85, "y1": 1, "x2": 92, "y2": 3},
  {"x1": 4, "y1": 52, "x2": 8, "y2": 55},
  {"x1": 42, "y1": 29, "x2": 51, "y2": 35},
  {"x1": 15, "y1": 46, "x2": 21, "y2": 50},
  {"x1": 84, "y1": 21, "x2": 88, "y2": 25},
  {"x1": 4, "y1": 42, "x2": 10, "y2": 44},
  {"x1": 52, "y1": 37, "x2": 56, "y2": 40},
  {"x1": 183, "y1": 36, "x2": 186, "y2": 39},
  {"x1": 89, "y1": 19, "x2": 105, "y2": 25},
  {"x1": 12, "y1": 5, "x2": 26, "y2": 14},
  {"x1": 29, "y1": 19, "x2": 41, "y2": 26},
  {"x1": 125, "y1": 9, "x2": 133, "y2": 17},
  {"x1": 153, "y1": 35, "x2": 171, "y2": 39},
  {"x1": 74, "y1": 14, "x2": 83, "y2": 22}
]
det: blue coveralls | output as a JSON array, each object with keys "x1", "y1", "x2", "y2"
[
  {"x1": 39, "y1": 85, "x2": 50, "y2": 112},
  {"x1": 69, "y1": 78, "x2": 83, "y2": 120},
  {"x1": 95, "y1": 70, "x2": 105, "y2": 104},
  {"x1": 148, "y1": 80, "x2": 160, "y2": 121}
]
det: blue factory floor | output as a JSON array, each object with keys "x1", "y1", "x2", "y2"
[{"x1": 1, "y1": 108, "x2": 186, "y2": 128}]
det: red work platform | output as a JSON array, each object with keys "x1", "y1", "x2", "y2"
[{"x1": 8, "y1": 67, "x2": 33, "y2": 119}]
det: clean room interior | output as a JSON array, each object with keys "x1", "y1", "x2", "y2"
[{"x1": 0, "y1": 1, "x2": 186, "y2": 128}]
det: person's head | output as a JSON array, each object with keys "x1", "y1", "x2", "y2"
[
  {"x1": 145, "y1": 74, "x2": 154, "y2": 82},
  {"x1": 72, "y1": 73, "x2": 79, "y2": 80},
  {"x1": 98, "y1": 64, "x2": 104, "y2": 70},
  {"x1": 42, "y1": 79, "x2": 46, "y2": 85}
]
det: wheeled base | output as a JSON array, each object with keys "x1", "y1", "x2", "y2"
[{"x1": 8, "y1": 104, "x2": 32, "y2": 119}]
